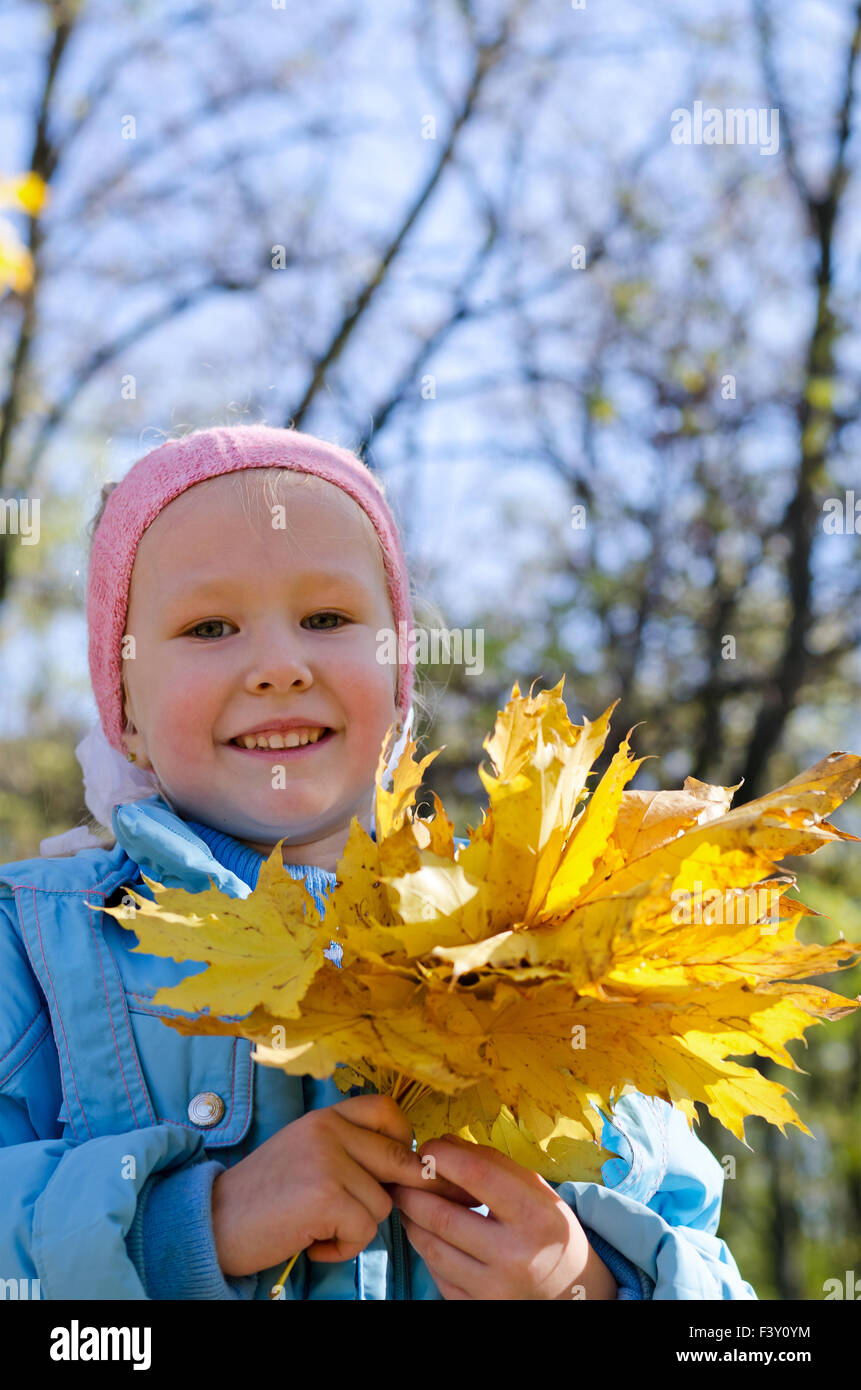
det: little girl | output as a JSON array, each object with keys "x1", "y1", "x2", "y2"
[{"x1": 0, "y1": 424, "x2": 756, "y2": 1300}]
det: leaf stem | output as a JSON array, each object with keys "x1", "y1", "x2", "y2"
[{"x1": 269, "y1": 1249, "x2": 300, "y2": 1300}]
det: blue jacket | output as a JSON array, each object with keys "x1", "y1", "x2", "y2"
[{"x1": 0, "y1": 794, "x2": 756, "y2": 1300}]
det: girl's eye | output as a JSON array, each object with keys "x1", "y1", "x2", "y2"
[
  {"x1": 185, "y1": 613, "x2": 348, "y2": 638},
  {"x1": 303, "y1": 612, "x2": 348, "y2": 630},
  {"x1": 187, "y1": 619, "x2": 235, "y2": 639}
]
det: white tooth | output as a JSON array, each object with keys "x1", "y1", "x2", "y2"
[
  {"x1": 255, "y1": 736, "x2": 270, "y2": 748},
  {"x1": 284, "y1": 732, "x2": 301, "y2": 748},
  {"x1": 298, "y1": 733, "x2": 310, "y2": 746},
  {"x1": 268, "y1": 733, "x2": 285, "y2": 749},
  {"x1": 241, "y1": 736, "x2": 257, "y2": 749}
]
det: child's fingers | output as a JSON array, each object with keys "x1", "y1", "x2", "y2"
[
  {"x1": 337, "y1": 1114, "x2": 428, "y2": 1188},
  {"x1": 303, "y1": 1206, "x2": 376, "y2": 1262},
  {"x1": 330, "y1": 1092, "x2": 413, "y2": 1147},
  {"x1": 398, "y1": 1207, "x2": 489, "y2": 1291},
  {"x1": 340, "y1": 1153, "x2": 401, "y2": 1226},
  {"x1": 414, "y1": 1135, "x2": 542, "y2": 1224},
  {"x1": 390, "y1": 1184, "x2": 498, "y2": 1262},
  {"x1": 385, "y1": 1170, "x2": 479, "y2": 1206}
]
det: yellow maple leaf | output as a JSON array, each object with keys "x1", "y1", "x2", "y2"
[
  {"x1": 114, "y1": 693, "x2": 861, "y2": 1183},
  {"x1": 102, "y1": 844, "x2": 329, "y2": 1020}
]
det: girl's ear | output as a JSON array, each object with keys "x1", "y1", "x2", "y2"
[
  {"x1": 121, "y1": 685, "x2": 152, "y2": 769},
  {"x1": 120, "y1": 684, "x2": 135, "y2": 738}
]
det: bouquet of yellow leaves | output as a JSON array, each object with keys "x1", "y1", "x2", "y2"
[{"x1": 107, "y1": 679, "x2": 861, "y2": 1193}]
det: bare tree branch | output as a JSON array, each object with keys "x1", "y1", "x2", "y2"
[
  {"x1": 0, "y1": 0, "x2": 77, "y2": 598},
  {"x1": 285, "y1": 7, "x2": 524, "y2": 431},
  {"x1": 19, "y1": 273, "x2": 269, "y2": 490},
  {"x1": 735, "y1": 0, "x2": 861, "y2": 799}
]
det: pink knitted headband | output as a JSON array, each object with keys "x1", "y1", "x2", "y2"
[{"x1": 87, "y1": 424, "x2": 415, "y2": 754}]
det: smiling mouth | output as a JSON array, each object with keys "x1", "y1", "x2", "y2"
[{"x1": 227, "y1": 727, "x2": 335, "y2": 752}]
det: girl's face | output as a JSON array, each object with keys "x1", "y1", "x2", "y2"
[{"x1": 121, "y1": 470, "x2": 400, "y2": 872}]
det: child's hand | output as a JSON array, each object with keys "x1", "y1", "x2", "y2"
[
  {"x1": 389, "y1": 1134, "x2": 619, "y2": 1300},
  {"x1": 210, "y1": 1094, "x2": 471, "y2": 1278}
]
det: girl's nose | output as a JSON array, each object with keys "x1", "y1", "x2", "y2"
[{"x1": 242, "y1": 629, "x2": 314, "y2": 694}]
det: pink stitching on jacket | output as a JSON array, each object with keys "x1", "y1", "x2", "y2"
[
  {"x1": 6, "y1": 862, "x2": 129, "y2": 896},
  {"x1": 122, "y1": 1005, "x2": 252, "y2": 1139},
  {"x1": 0, "y1": 1021, "x2": 51, "y2": 1089},
  {"x1": 124, "y1": 998, "x2": 186, "y2": 1017},
  {"x1": 224, "y1": 1038, "x2": 253, "y2": 1137},
  {"x1": 7, "y1": 864, "x2": 256, "y2": 1143},
  {"x1": 86, "y1": 889, "x2": 147, "y2": 1129},
  {"x1": 29, "y1": 887, "x2": 90, "y2": 1140},
  {"x1": 0, "y1": 1006, "x2": 43, "y2": 1066},
  {"x1": 98, "y1": 917, "x2": 157, "y2": 1127}
]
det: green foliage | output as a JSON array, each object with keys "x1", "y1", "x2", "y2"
[
  {"x1": 696, "y1": 855, "x2": 861, "y2": 1298},
  {"x1": 0, "y1": 733, "x2": 91, "y2": 862}
]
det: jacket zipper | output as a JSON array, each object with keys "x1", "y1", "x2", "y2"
[
  {"x1": 353, "y1": 1080, "x2": 410, "y2": 1300},
  {"x1": 390, "y1": 1206, "x2": 409, "y2": 1301}
]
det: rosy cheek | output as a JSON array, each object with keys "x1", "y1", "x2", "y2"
[
  {"x1": 328, "y1": 646, "x2": 391, "y2": 698},
  {"x1": 155, "y1": 684, "x2": 211, "y2": 744}
]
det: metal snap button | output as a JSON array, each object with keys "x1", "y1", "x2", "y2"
[{"x1": 187, "y1": 1091, "x2": 225, "y2": 1127}]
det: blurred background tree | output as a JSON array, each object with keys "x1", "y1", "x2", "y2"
[{"x1": 1, "y1": 0, "x2": 859, "y2": 1299}]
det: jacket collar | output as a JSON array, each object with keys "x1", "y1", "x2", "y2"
[
  {"x1": 111, "y1": 795, "x2": 340, "y2": 904},
  {"x1": 112, "y1": 796, "x2": 467, "y2": 888}
]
